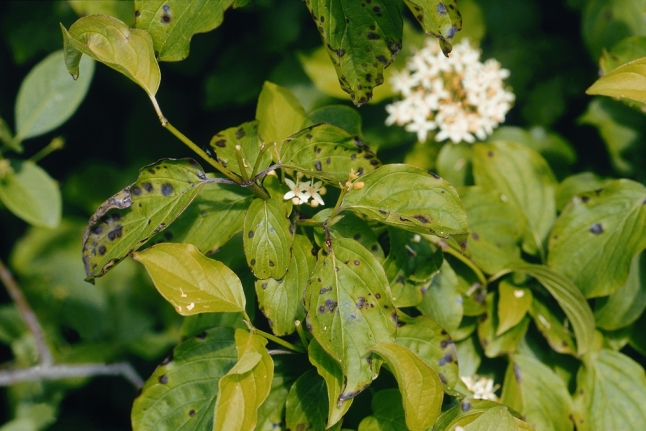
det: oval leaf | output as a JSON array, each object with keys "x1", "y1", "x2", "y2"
[
  {"x1": 304, "y1": 237, "x2": 396, "y2": 402},
  {"x1": 82, "y1": 158, "x2": 208, "y2": 282},
  {"x1": 15, "y1": 50, "x2": 94, "y2": 141},
  {"x1": 404, "y1": 0, "x2": 462, "y2": 56},
  {"x1": 586, "y1": 57, "x2": 646, "y2": 105},
  {"x1": 478, "y1": 292, "x2": 530, "y2": 358},
  {"x1": 496, "y1": 282, "x2": 532, "y2": 336},
  {"x1": 132, "y1": 327, "x2": 238, "y2": 431},
  {"x1": 255, "y1": 81, "x2": 307, "y2": 147},
  {"x1": 463, "y1": 406, "x2": 520, "y2": 431},
  {"x1": 547, "y1": 179, "x2": 646, "y2": 298},
  {"x1": 434, "y1": 399, "x2": 525, "y2": 431},
  {"x1": 243, "y1": 198, "x2": 293, "y2": 280},
  {"x1": 61, "y1": 15, "x2": 160, "y2": 97},
  {"x1": 0, "y1": 160, "x2": 61, "y2": 228},
  {"x1": 132, "y1": 242, "x2": 245, "y2": 315}
]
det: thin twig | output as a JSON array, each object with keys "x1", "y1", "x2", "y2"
[
  {"x1": 0, "y1": 258, "x2": 53, "y2": 366},
  {"x1": 0, "y1": 363, "x2": 144, "y2": 388}
]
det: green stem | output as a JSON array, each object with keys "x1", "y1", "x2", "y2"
[
  {"x1": 487, "y1": 269, "x2": 512, "y2": 285},
  {"x1": 295, "y1": 320, "x2": 309, "y2": 350},
  {"x1": 253, "y1": 328, "x2": 306, "y2": 354},
  {"x1": 29, "y1": 137, "x2": 64, "y2": 163},
  {"x1": 425, "y1": 235, "x2": 488, "y2": 287},
  {"x1": 331, "y1": 184, "x2": 350, "y2": 218},
  {"x1": 234, "y1": 145, "x2": 250, "y2": 183},
  {"x1": 250, "y1": 142, "x2": 268, "y2": 180}
]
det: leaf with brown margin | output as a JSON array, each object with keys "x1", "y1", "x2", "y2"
[
  {"x1": 404, "y1": 0, "x2": 462, "y2": 56},
  {"x1": 304, "y1": 237, "x2": 396, "y2": 402},
  {"x1": 82, "y1": 158, "x2": 208, "y2": 282},
  {"x1": 135, "y1": 0, "x2": 236, "y2": 62},
  {"x1": 61, "y1": 15, "x2": 160, "y2": 97}
]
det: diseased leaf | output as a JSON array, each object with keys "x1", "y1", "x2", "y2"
[
  {"x1": 69, "y1": 0, "x2": 135, "y2": 26},
  {"x1": 279, "y1": 123, "x2": 380, "y2": 184},
  {"x1": 213, "y1": 329, "x2": 274, "y2": 431},
  {"x1": 303, "y1": 0, "x2": 402, "y2": 106},
  {"x1": 0, "y1": 160, "x2": 61, "y2": 228},
  {"x1": 243, "y1": 198, "x2": 293, "y2": 280},
  {"x1": 404, "y1": 0, "x2": 462, "y2": 56},
  {"x1": 256, "y1": 234, "x2": 316, "y2": 336},
  {"x1": 478, "y1": 292, "x2": 530, "y2": 358},
  {"x1": 357, "y1": 389, "x2": 408, "y2": 431},
  {"x1": 547, "y1": 179, "x2": 646, "y2": 298},
  {"x1": 285, "y1": 369, "x2": 342, "y2": 431},
  {"x1": 132, "y1": 327, "x2": 238, "y2": 431},
  {"x1": 304, "y1": 237, "x2": 396, "y2": 402},
  {"x1": 340, "y1": 164, "x2": 469, "y2": 242},
  {"x1": 417, "y1": 259, "x2": 464, "y2": 334},
  {"x1": 496, "y1": 282, "x2": 532, "y2": 336},
  {"x1": 135, "y1": 0, "x2": 235, "y2": 61},
  {"x1": 312, "y1": 210, "x2": 385, "y2": 261},
  {"x1": 14, "y1": 50, "x2": 94, "y2": 142},
  {"x1": 555, "y1": 172, "x2": 612, "y2": 212},
  {"x1": 82, "y1": 158, "x2": 208, "y2": 282},
  {"x1": 529, "y1": 294, "x2": 576, "y2": 355},
  {"x1": 255, "y1": 81, "x2": 307, "y2": 147},
  {"x1": 61, "y1": 15, "x2": 160, "y2": 97},
  {"x1": 369, "y1": 342, "x2": 443, "y2": 431},
  {"x1": 132, "y1": 242, "x2": 246, "y2": 316}
]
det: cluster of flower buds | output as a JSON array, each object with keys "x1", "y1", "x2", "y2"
[{"x1": 460, "y1": 374, "x2": 500, "y2": 401}]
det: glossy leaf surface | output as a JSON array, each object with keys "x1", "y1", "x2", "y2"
[
  {"x1": 82, "y1": 159, "x2": 207, "y2": 282},
  {"x1": 404, "y1": 0, "x2": 462, "y2": 56}
]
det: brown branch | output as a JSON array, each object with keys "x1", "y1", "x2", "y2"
[{"x1": 0, "y1": 363, "x2": 144, "y2": 388}]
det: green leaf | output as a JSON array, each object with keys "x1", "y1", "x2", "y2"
[
  {"x1": 340, "y1": 164, "x2": 469, "y2": 241},
  {"x1": 587, "y1": 56, "x2": 646, "y2": 106},
  {"x1": 279, "y1": 123, "x2": 380, "y2": 184},
  {"x1": 312, "y1": 211, "x2": 385, "y2": 261},
  {"x1": 510, "y1": 265, "x2": 595, "y2": 356},
  {"x1": 555, "y1": 172, "x2": 612, "y2": 212},
  {"x1": 395, "y1": 314, "x2": 460, "y2": 393},
  {"x1": 256, "y1": 234, "x2": 316, "y2": 336},
  {"x1": 14, "y1": 49, "x2": 94, "y2": 142},
  {"x1": 369, "y1": 342, "x2": 443, "y2": 431},
  {"x1": 501, "y1": 355, "x2": 574, "y2": 431},
  {"x1": 472, "y1": 141, "x2": 557, "y2": 256},
  {"x1": 574, "y1": 349, "x2": 646, "y2": 431},
  {"x1": 582, "y1": 0, "x2": 646, "y2": 60},
  {"x1": 403, "y1": 0, "x2": 462, "y2": 56},
  {"x1": 455, "y1": 335, "x2": 482, "y2": 377},
  {"x1": 463, "y1": 406, "x2": 520, "y2": 431},
  {"x1": 132, "y1": 242, "x2": 246, "y2": 316},
  {"x1": 357, "y1": 389, "x2": 408, "y2": 431},
  {"x1": 213, "y1": 329, "x2": 274, "y2": 431},
  {"x1": 256, "y1": 355, "x2": 302, "y2": 431},
  {"x1": 434, "y1": 399, "x2": 524, "y2": 430},
  {"x1": 243, "y1": 198, "x2": 293, "y2": 280},
  {"x1": 496, "y1": 282, "x2": 532, "y2": 336},
  {"x1": 285, "y1": 369, "x2": 341, "y2": 431},
  {"x1": 61, "y1": 15, "x2": 160, "y2": 97},
  {"x1": 529, "y1": 295, "x2": 576, "y2": 355},
  {"x1": 206, "y1": 121, "x2": 272, "y2": 180},
  {"x1": 132, "y1": 327, "x2": 238, "y2": 431},
  {"x1": 255, "y1": 81, "x2": 307, "y2": 146},
  {"x1": 436, "y1": 142, "x2": 473, "y2": 188},
  {"x1": 302, "y1": 105, "x2": 363, "y2": 136},
  {"x1": 303, "y1": 0, "x2": 402, "y2": 106},
  {"x1": 134, "y1": 0, "x2": 235, "y2": 61},
  {"x1": 600, "y1": 36, "x2": 646, "y2": 74},
  {"x1": 0, "y1": 160, "x2": 61, "y2": 228},
  {"x1": 150, "y1": 182, "x2": 253, "y2": 254},
  {"x1": 0, "y1": 117, "x2": 16, "y2": 152},
  {"x1": 68, "y1": 0, "x2": 136, "y2": 26},
  {"x1": 417, "y1": 260, "x2": 464, "y2": 334},
  {"x1": 547, "y1": 179, "x2": 646, "y2": 298},
  {"x1": 304, "y1": 237, "x2": 396, "y2": 402},
  {"x1": 478, "y1": 292, "x2": 530, "y2": 358},
  {"x1": 594, "y1": 252, "x2": 646, "y2": 330},
  {"x1": 82, "y1": 158, "x2": 208, "y2": 282},
  {"x1": 460, "y1": 187, "x2": 525, "y2": 274},
  {"x1": 308, "y1": 339, "x2": 352, "y2": 428}
]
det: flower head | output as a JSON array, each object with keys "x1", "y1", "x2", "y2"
[
  {"x1": 460, "y1": 374, "x2": 499, "y2": 401},
  {"x1": 385, "y1": 39, "x2": 514, "y2": 144},
  {"x1": 283, "y1": 176, "x2": 326, "y2": 207}
]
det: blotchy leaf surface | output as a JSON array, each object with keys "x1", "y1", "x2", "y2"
[
  {"x1": 61, "y1": 15, "x2": 160, "y2": 96},
  {"x1": 0, "y1": 160, "x2": 61, "y2": 228},
  {"x1": 341, "y1": 164, "x2": 468, "y2": 241},
  {"x1": 82, "y1": 158, "x2": 207, "y2": 282},
  {"x1": 369, "y1": 342, "x2": 444, "y2": 431},
  {"x1": 132, "y1": 243, "x2": 245, "y2": 315},
  {"x1": 15, "y1": 50, "x2": 94, "y2": 141},
  {"x1": 404, "y1": 0, "x2": 462, "y2": 56},
  {"x1": 243, "y1": 198, "x2": 293, "y2": 280},
  {"x1": 132, "y1": 327, "x2": 238, "y2": 431},
  {"x1": 279, "y1": 123, "x2": 380, "y2": 184},
  {"x1": 304, "y1": 238, "x2": 396, "y2": 402},
  {"x1": 304, "y1": 0, "x2": 402, "y2": 106},
  {"x1": 547, "y1": 179, "x2": 646, "y2": 298}
]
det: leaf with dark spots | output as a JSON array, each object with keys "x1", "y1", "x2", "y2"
[
  {"x1": 311, "y1": 210, "x2": 385, "y2": 260},
  {"x1": 403, "y1": 0, "x2": 462, "y2": 56},
  {"x1": 82, "y1": 158, "x2": 208, "y2": 282},
  {"x1": 304, "y1": 0, "x2": 402, "y2": 105},
  {"x1": 279, "y1": 123, "x2": 380, "y2": 184}
]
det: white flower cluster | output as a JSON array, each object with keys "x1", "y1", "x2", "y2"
[
  {"x1": 283, "y1": 174, "x2": 326, "y2": 207},
  {"x1": 460, "y1": 374, "x2": 499, "y2": 401},
  {"x1": 385, "y1": 39, "x2": 515, "y2": 144}
]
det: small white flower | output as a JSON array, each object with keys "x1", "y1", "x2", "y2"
[
  {"x1": 283, "y1": 176, "x2": 325, "y2": 207},
  {"x1": 284, "y1": 178, "x2": 310, "y2": 205},
  {"x1": 303, "y1": 179, "x2": 326, "y2": 207},
  {"x1": 460, "y1": 374, "x2": 499, "y2": 401}
]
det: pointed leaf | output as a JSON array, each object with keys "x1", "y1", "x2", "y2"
[
  {"x1": 529, "y1": 295, "x2": 576, "y2": 355},
  {"x1": 312, "y1": 210, "x2": 385, "y2": 260},
  {"x1": 369, "y1": 342, "x2": 443, "y2": 431},
  {"x1": 303, "y1": 0, "x2": 402, "y2": 106},
  {"x1": 496, "y1": 282, "x2": 532, "y2": 336},
  {"x1": 434, "y1": 399, "x2": 525, "y2": 431},
  {"x1": 256, "y1": 234, "x2": 316, "y2": 336},
  {"x1": 547, "y1": 179, "x2": 646, "y2": 298},
  {"x1": 132, "y1": 242, "x2": 245, "y2": 315},
  {"x1": 279, "y1": 123, "x2": 380, "y2": 184},
  {"x1": 255, "y1": 81, "x2": 307, "y2": 147},
  {"x1": 586, "y1": 57, "x2": 646, "y2": 105},
  {"x1": 82, "y1": 158, "x2": 208, "y2": 282},
  {"x1": 243, "y1": 198, "x2": 293, "y2": 280},
  {"x1": 478, "y1": 293, "x2": 530, "y2": 358},
  {"x1": 14, "y1": 49, "x2": 94, "y2": 142},
  {"x1": 61, "y1": 15, "x2": 160, "y2": 97},
  {"x1": 556, "y1": 172, "x2": 612, "y2": 212},
  {"x1": 213, "y1": 329, "x2": 274, "y2": 431},
  {"x1": 0, "y1": 160, "x2": 61, "y2": 228},
  {"x1": 403, "y1": 0, "x2": 462, "y2": 56},
  {"x1": 472, "y1": 141, "x2": 557, "y2": 256},
  {"x1": 303, "y1": 105, "x2": 363, "y2": 136},
  {"x1": 417, "y1": 260, "x2": 464, "y2": 334},
  {"x1": 340, "y1": 164, "x2": 469, "y2": 241},
  {"x1": 135, "y1": 0, "x2": 235, "y2": 62},
  {"x1": 304, "y1": 238, "x2": 396, "y2": 402},
  {"x1": 357, "y1": 389, "x2": 408, "y2": 431},
  {"x1": 132, "y1": 327, "x2": 238, "y2": 431},
  {"x1": 285, "y1": 369, "x2": 342, "y2": 431},
  {"x1": 463, "y1": 406, "x2": 519, "y2": 431}
]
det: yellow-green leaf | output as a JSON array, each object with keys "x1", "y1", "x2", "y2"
[
  {"x1": 285, "y1": 369, "x2": 342, "y2": 431},
  {"x1": 496, "y1": 282, "x2": 532, "y2": 336},
  {"x1": 463, "y1": 406, "x2": 520, "y2": 431},
  {"x1": 255, "y1": 81, "x2": 306, "y2": 147},
  {"x1": 404, "y1": 0, "x2": 462, "y2": 56},
  {"x1": 587, "y1": 57, "x2": 646, "y2": 105}
]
